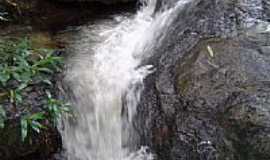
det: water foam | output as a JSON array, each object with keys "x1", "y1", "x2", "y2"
[{"x1": 60, "y1": 0, "x2": 188, "y2": 159}]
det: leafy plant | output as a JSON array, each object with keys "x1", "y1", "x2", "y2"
[
  {"x1": 9, "y1": 88, "x2": 23, "y2": 104},
  {"x1": 0, "y1": 65, "x2": 11, "y2": 86},
  {"x1": 0, "y1": 38, "x2": 71, "y2": 142},
  {"x1": 20, "y1": 112, "x2": 46, "y2": 141},
  {"x1": 46, "y1": 91, "x2": 71, "y2": 125},
  {"x1": 32, "y1": 51, "x2": 63, "y2": 73}
]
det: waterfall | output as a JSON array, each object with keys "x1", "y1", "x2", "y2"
[{"x1": 60, "y1": 0, "x2": 190, "y2": 160}]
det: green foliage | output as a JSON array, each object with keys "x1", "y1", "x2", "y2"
[
  {"x1": 46, "y1": 91, "x2": 71, "y2": 125},
  {"x1": 0, "y1": 105, "x2": 6, "y2": 129},
  {"x1": 0, "y1": 12, "x2": 9, "y2": 22},
  {"x1": 0, "y1": 38, "x2": 63, "y2": 88},
  {"x1": 21, "y1": 112, "x2": 46, "y2": 141},
  {"x1": 0, "y1": 38, "x2": 70, "y2": 141}
]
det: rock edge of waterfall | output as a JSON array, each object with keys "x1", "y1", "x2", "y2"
[{"x1": 135, "y1": 0, "x2": 270, "y2": 160}]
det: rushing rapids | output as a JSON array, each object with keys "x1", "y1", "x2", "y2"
[{"x1": 60, "y1": 0, "x2": 191, "y2": 160}]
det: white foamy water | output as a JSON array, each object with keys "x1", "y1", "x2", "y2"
[{"x1": 60, "y1": 0, "x2": 191, "y2": 160}]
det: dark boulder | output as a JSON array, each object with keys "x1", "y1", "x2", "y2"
[
  {"x1": 0, "y1": 0, "x2": 137, "y2": 29},
  {"x1": 0, "y1": 120, "x2": 61, "y2": 160},
  {"x1": 135, "y1": 0, "x2": 270, "y2": 160},
  {"x1": 55, "y1": 0, "x2": 136, "y2": 4}
]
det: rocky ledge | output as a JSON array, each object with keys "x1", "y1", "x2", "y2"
[{"x1": 134, "y1": 0, "x2": 270, "y2": 160}]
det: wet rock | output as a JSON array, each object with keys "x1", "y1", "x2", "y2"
[
  {"x1": 55, "y1": 0, "x2": 135, "y2": 4},
  {"x1": 135, "y1": 0, "x2": 270, "y2": 160},
  {"x1": 0, "y1": 120, "x2": 61, "y2": 160},
  {"x1": 0, "y1": 0, "x2": 136, "y2": 30},
  {"x1": 263, "y1": 0, "x2": 270, "y2": 21}
]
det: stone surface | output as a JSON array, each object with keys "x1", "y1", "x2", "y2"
[
  {"x1": 0, "y1": 120, "x2": 61, "y2": 160},
  {"x1": 0, "y1": 0, "x2": 136, "y2": 29},
  {"x1": 134, "y1": 0, "x2": 270, "y2": 160},
  {"x1": 55, "y1": 0, "x2": 135, "y2": 4}
]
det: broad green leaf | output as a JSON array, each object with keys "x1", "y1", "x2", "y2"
[
  {"x1": 61, "y1": 106, "x2": 71, "y2": 112},
  {"x1": 20, "y1": 118, "x2": 28, "y2": 141},
  {"x1": 42, "y1": 79, "x2": 52, "y2": 86},
  {"x1": 0, "y1": 71, "x2": 10, "y2": 85},
  {"x1": 18, "y1": 83, "x2": 28, "y2": 90},
  {"x1": 37, "y1": 67, "x2": 53, "y2": 74},
  {"x1": 0, "y1": 118, "x2": 4, "y2": 129},
  {"x1": 12, "y1": 72, "x2": 21, "y2": 81},
  {"x1": 0, "y1": 16, "x2": 8, "y2": 21},
  {"x1": 16, "y1": 56, "x2": 30, "y2": 67},
  {"x1": 31, "y1": 121, "x2": 45, "y2": 133},
  {"x1": 46, "y1": 90, "x2": 52, "y2": 99},
  {"x1": 9, "y1": 90, "x2": 15, "y2": 103},
  {"x1": 19, "y1": 71, "x2": 32, "y2": 82},
  {"x1": 29, "y1": 112, "x2": 45, "y2": 121},
  {"x1": 0, "y1": 105, "x2": 6, "y2": 129},
  {"x1": 15, "y1": 92, "x2": 23, "y2": 103}
]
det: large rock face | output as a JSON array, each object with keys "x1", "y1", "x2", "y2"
[
  {"x1": 0, "y1": 0, "x2": 137, "y2": 28},
  {"x1": 134, "y1": 0, "x2": 270, "y2": 160}
]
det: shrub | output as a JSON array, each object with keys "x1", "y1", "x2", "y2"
[{"x1": 0, "y1": 37, "x2": 70, "y2": 141}]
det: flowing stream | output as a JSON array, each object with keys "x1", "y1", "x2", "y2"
[{"x1": 60, "y1": 0, "x2": 190, "y2": 160}]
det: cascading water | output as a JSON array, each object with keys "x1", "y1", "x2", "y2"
[{"x1": 60, "y1": 0, "x2": 191, "y2": 160}]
